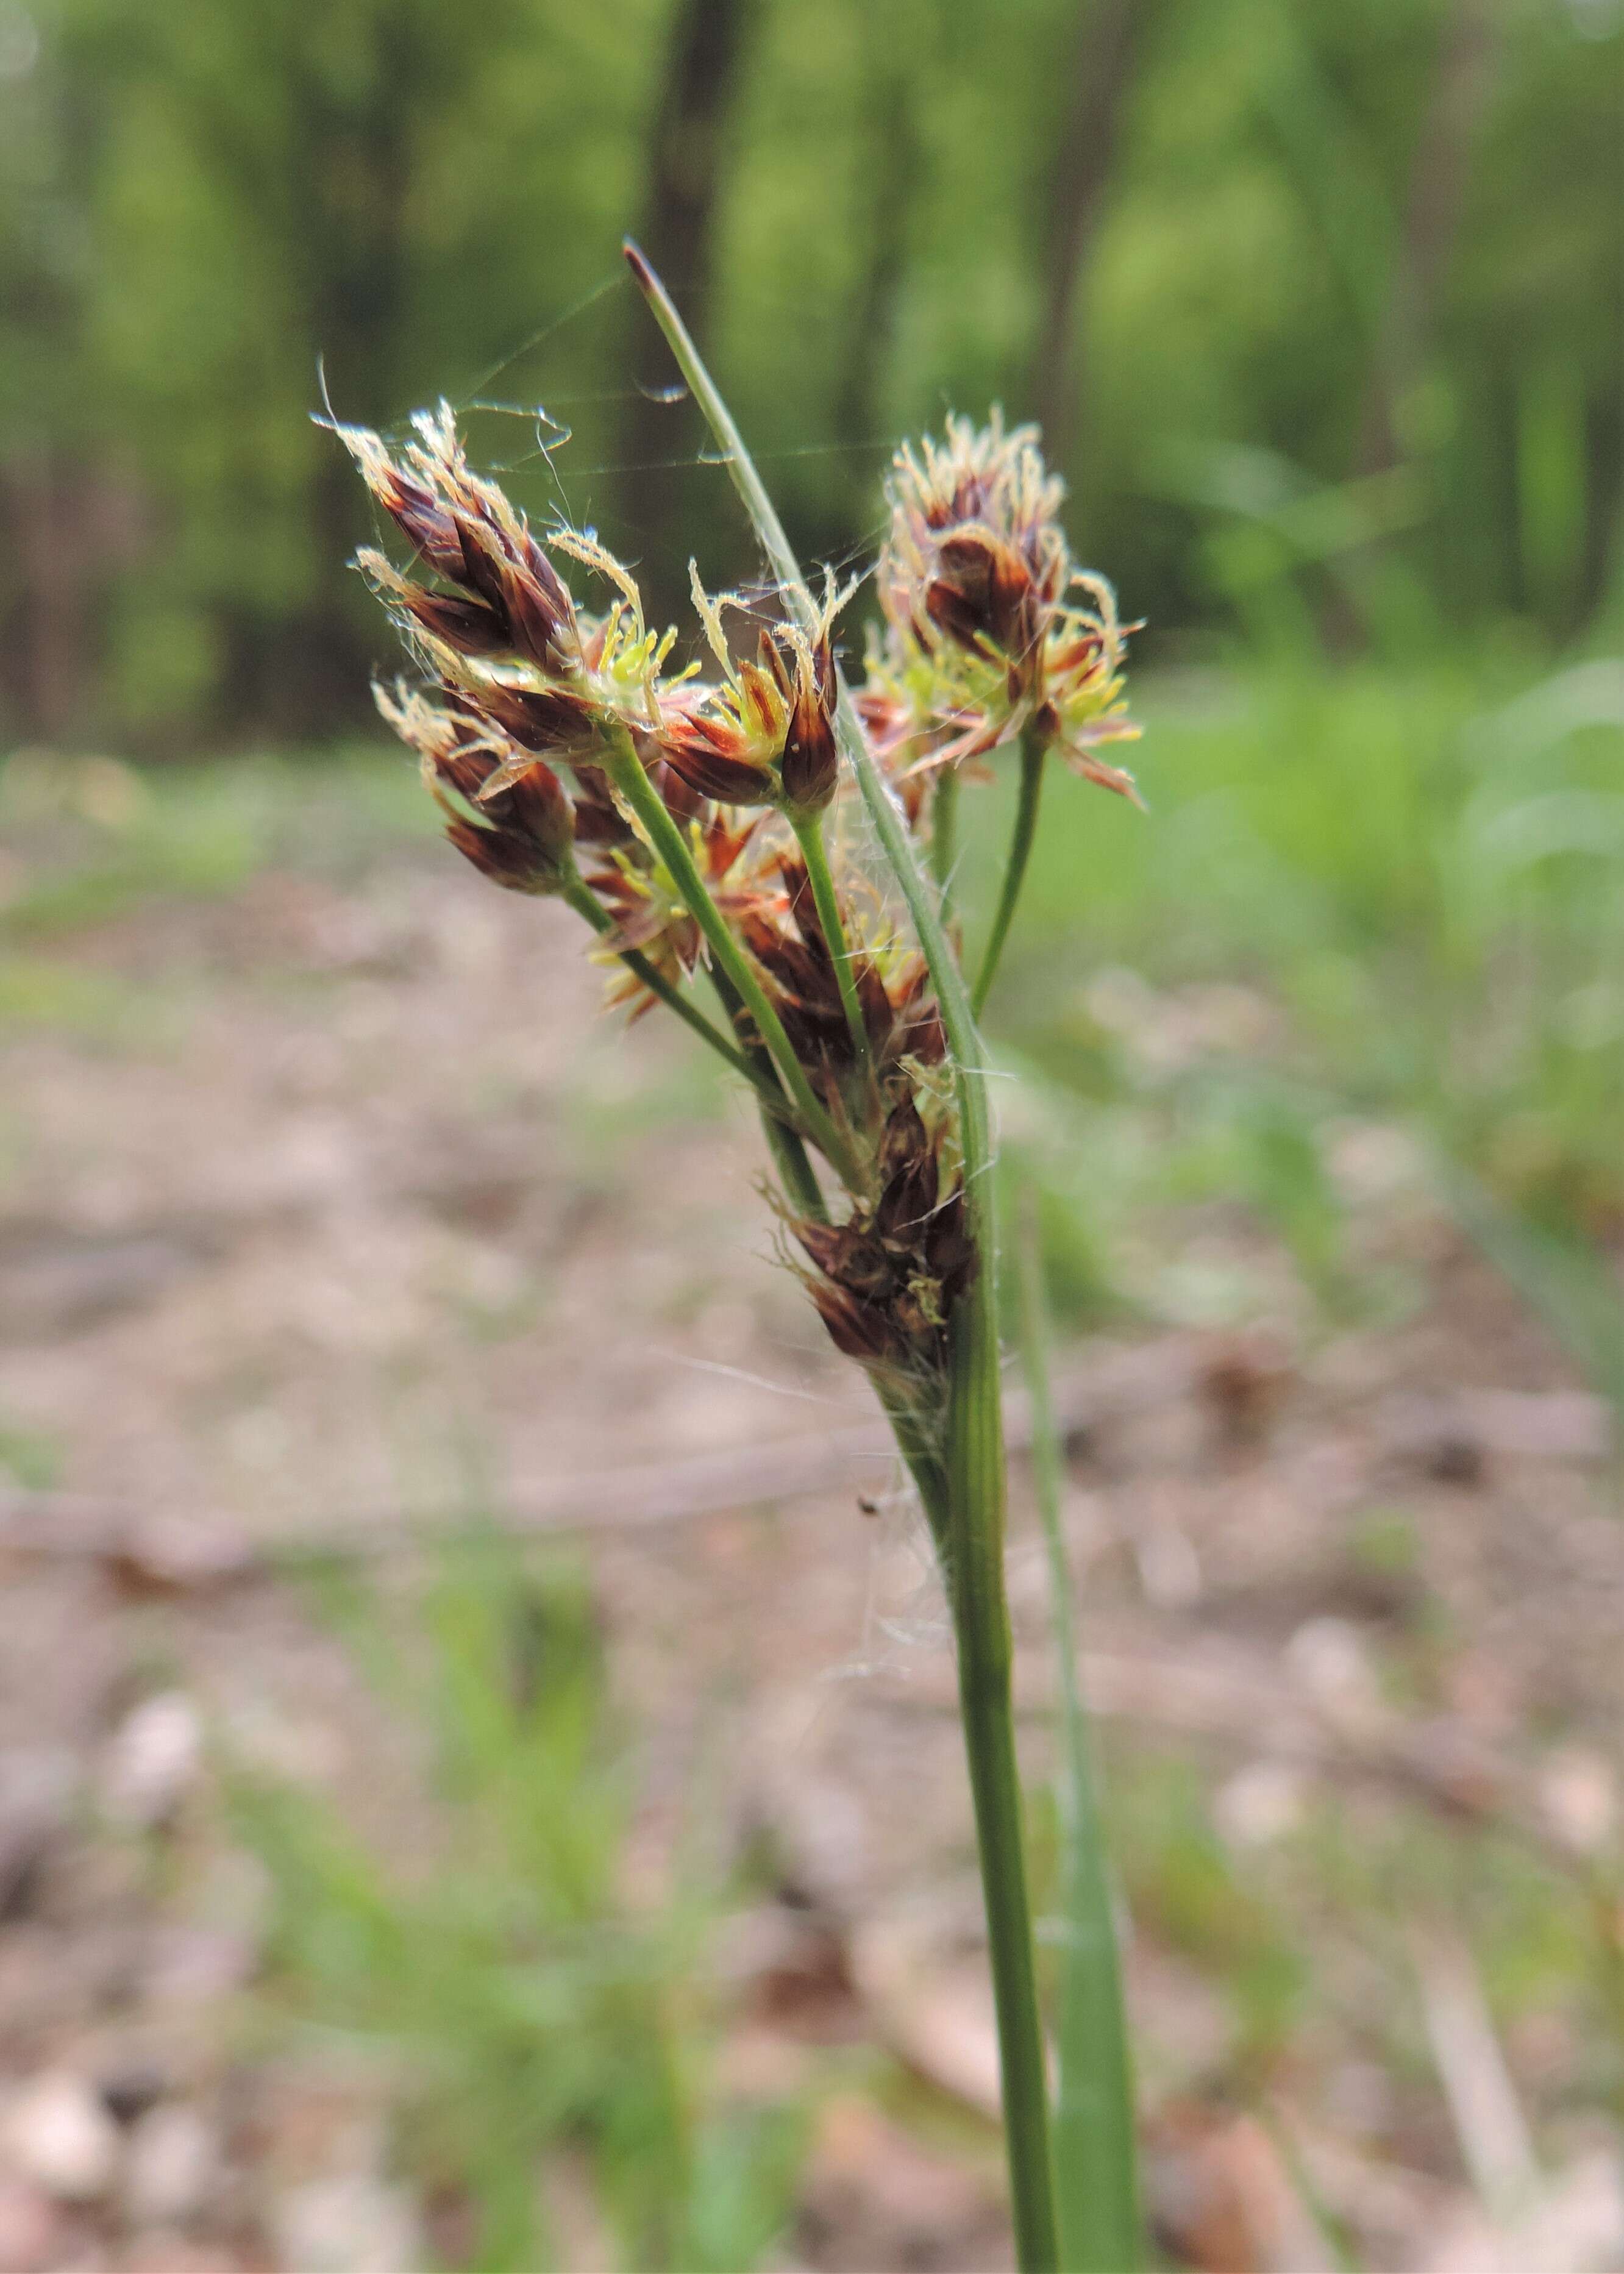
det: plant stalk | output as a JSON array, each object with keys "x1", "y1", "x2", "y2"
[
  {"x1": 945, "y1": 1289, "x2": 1061, "y2": 2273},
  {"x1": 876, "y1": 1380, "x2": 952, "y2": 1556},
  {"x1": 599, "y1": 725, "x2": 860, "y2": 1184},
  {"x1": 789, "y1": 808, "x2": 873, "y2": 1085},
  {"x1": 707, "y1": 963, "x2": 830, "y2": 1225},
  {"x1": 625, "y1": 239, "x2": 1061, "y2": 2270},
  {"x1": 932, "y1": 763, "x2": 960, "y2": 914},
  {"x1": 972, "y1": 733, "x2": 1045, "y2": 1017},
  {"x1": 760, "y1": 1111, "x2": 828, "y2": 1225},
  {"x1": 1016, "y1": 1207, "x2": 1142, "y2": 2272}
]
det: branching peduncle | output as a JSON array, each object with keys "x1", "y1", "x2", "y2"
[
  {"x1": 789, "y1": 808, "x2": 873, "y2": 1089},
  {"x1": 625, "y1": 237, "x2": 1061, "y2": 2274},
  {"x1": 972, "y1": 731, "x2": 1046, "y2": 1017},
  {"x1": 706, "y1": 963, "x2": 831, "y2": 1225},
  {"x1": 599, "y1": 722, "x2": 861, "y2": 1185}
]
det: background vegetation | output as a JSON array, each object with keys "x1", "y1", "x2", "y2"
[
  {"x1": 0, "y1": 4, "x2": 1620, "y2": 2266},
  {"x1": 1, "y1": 0, "x2": 1619, "y2": 744}
]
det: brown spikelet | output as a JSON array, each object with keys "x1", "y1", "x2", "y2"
[
  {"x1": 447, "y1": 680, "x2": 600, "y2": 759},
  {"x1": 435, "y1": 751, "x2": 574, "y2": 895},
  {"x1": 874, "y1": 1091, "x2": 940, "y2": 1249},
  {"x1": 807, "y1": 1280, "x2": 904, "y2": 1367},
  {"x1": 790, "y1": 1074, "x2": 975, "y2": 1380}
]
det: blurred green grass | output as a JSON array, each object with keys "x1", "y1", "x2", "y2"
[
  {"x1": 975, "y1": 652, "x2": 1623, "y2": 1389},
  {"x1": 9, "y1": 650, "x2": 1620, "y2": 2253},
  {"x1": 990, "y1": 655, "x2": 1622, "y2": 1209},
  {"x1": 233, "y1": 1544, "x2": 804, "y2": 2273},
  {"x1": 0, "y1": 743, "x2": 433, "y2": 943},
  {"x1": 6, "y1": 647, "x2": 1619, "y2": 1388}
]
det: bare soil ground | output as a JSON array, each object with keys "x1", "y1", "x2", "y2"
[{"x1": 0, "y1": 815, "x2": 1619, "y2": 2272}]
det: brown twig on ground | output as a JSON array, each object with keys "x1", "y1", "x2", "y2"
[
  {"x1": 0, "y1": 1336, "x2": 1204, "y2": 1583},
  {"x1": 873, "y1": 1642, "x2": 1584, "y2": 1862}
]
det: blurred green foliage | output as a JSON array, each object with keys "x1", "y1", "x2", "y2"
[
  {"x1": 233, "y1": 1542, "x2": 803, "y2": 2273},
  {"x1": 1, "y1": 0, "x2": 1619, "y2": 743},
  {"x1": 981, "y1": 650, "x2": 1623, "y2": 1381},
  {"x1": 5, "y1": 645, "x2": 1616, "y2": 1370},
  {"x1": 1, "y1": 2, "x2": 1615, "y2": 2228}
]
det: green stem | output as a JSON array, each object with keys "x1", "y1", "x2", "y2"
[
  {"x1": 625, "y1": 240, "x2": 1060, "y2": 2272},
  {"x1": 1016, "y1": 1207, "x2": 1142, "y2": 2273},
  {"x1": 972, "y1": 733, "x2": 1045, "y2": 1018},
  {"x1": 561, "y1": 876, "x2": 772, "y2": 1094},
  {"x1": 931, "y1": 763, "x2": 960, "y2": 914},
  {"x1": 944, "y1": 1289, "x2": 1060, "y2": 2274},
  {"x1": 599, "y1": 726, "x2": 860, "y2": 1185},
  {"x1": 876, "y1": 1380, "x2": 952, "y2": 1556},
  {"x1": 789, "y1": 808, "x2": 872, "y2": 1086},
  {"x1": 708, "y1": 963, "x2": 830, "y2": 1225}
]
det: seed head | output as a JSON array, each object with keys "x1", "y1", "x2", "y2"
[
  {"x1": 880, "y1": 412, "x2": 1067, "y2": 694},
  {"x1": 585, "y1": 805, "x2": 777, "y2": 1019},
  {"x1": 443, "y1": 679, "x2": 602, "y2": 767},
  {"x1": 791, "y1": 1086, "x2": 976, "y2": 1381},
  {"x1": 346, "y1": 407, "x2": 714, "y2": 839},
  {"x1": 774, "y1": 625, "x2": 839, "y2": 814},
  {"x1": 865, "y1": 413, "x2": 1141, "y2": 799},
  {"x1": 736, "y1": 861, "x2": 943, "y2": 1099},
  {"x1": 1031, "y1": 570, "x2": 1142, "y2": 799},
  {"x1": 654, "y1": 570, "x2": 846, "y2": 814},
  {"x1": 344, "y1": 406, "x2": 583, "y2": 680},
  {"x1": 374, "y1": 682, "x2": 576, "y2": 897}
]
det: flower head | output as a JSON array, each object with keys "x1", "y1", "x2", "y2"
[
  {"x1": 344, "y1": 404, "x2": 583, "y2": 680},
  {"x1": 376, "y1": 681, "x2": 576, "y2": 897},
  {"x1": 344, "y1": 405, "x2": 689, "y2": 810},
  {"x1": 1031, "y1": 571, "x2": 1142, "y2": 799},
  {"x1": 583, "y1": 802, "x2": 776, "y2": 1018},
  {"x1": 880, "y1": 411, "x2": 1069, "y2": 698},
  {"x1": 348, "y1": 395, "x2": 1088, "y2": 1402},
  {"x1": 865, "y1": 412, "x2": 1141, "y2": 799},
  {"x1": 791, "y1": 1085, "x2": 975, "y2": 1380},
  {"x1": 654, "y1": 571, "x2": 844, "y2": 815}
]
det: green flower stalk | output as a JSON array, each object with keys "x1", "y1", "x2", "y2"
[
  {"x1": 860, "y1": 411, "x2": 1143, "y2": 1011},
  {"x1": 338, "y1": 257, "x2": 1145, "y2": 2272},
  {"x1": 1017, "y1": 1207, "x2": 1141, "y2": 2270}
]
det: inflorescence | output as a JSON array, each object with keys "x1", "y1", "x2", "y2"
[{"x1": 342, "y1": 400, "x2": 1136, "y2": 1419}]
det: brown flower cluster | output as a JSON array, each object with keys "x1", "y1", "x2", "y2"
[
  {"x1": 376, "y1": 683, "x2": 577, "y2": 897},
  {"x1": 860, "y1": 409, "x2": 1141, "y2": 798},
  {"x1": 345, "y1": 402, "x2": 1132, "y2": 1402},
  {"x1": 739, "y1": 862, "x2": 944, "y2": 1094},
  {"x1": 658, "y1": 571, "x2": 842, "y2": 816},
  {"x1": 793, "y1": 1088, "x2": 975, "y2": 1377}
]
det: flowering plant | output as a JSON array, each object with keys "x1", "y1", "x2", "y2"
[{"x1": 339, "y1": 246, "x2": 1142, "y2": 2273}]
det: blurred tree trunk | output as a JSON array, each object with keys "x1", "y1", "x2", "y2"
[
  {"x1": 1352, "y1": 0, "x2": 1503, "y2": 477},
  {"x1": 152, "y1": 0, "x2": 472, "y2": 735},
  {"x1": 0, "y1": 455, "x2": 144, "y2": 741},
  {"x1": 274, "y1": 12, "x2": 424, "y2": 733},
  {"x1": 0, "y1": 23, "x2": 127, "y2": 743},
  {"x1": 835, "y1": 59, "x2": 917, "y2": 457},
  {"x1": 622, "y1": 0, "x2": 747, "y2": 616},
  {"x1": 1029, "y1": 0, "x2": 1156, "y2": 472},
  {"x1": 1, "y1": 452, "x2": 88, "y2": 740}
]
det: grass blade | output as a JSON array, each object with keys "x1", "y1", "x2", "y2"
[
  {"x1": 1016, "y1": 1199, "x2": 1142, "y2": 2272},
  {"x1": 624, "y1": 240, "x2": 1063, "y2": 2269}
]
